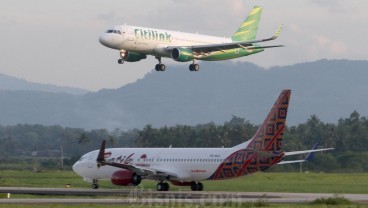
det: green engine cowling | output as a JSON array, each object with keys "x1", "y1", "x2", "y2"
[
  {"x1": 122, "y1": 51, "x2": 147, "y2": 62},
  {"x1": 171, "y1": 48, "x2": 194, "y2": 62}
]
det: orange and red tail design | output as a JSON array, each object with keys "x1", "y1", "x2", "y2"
[
  {"x1": 247, "y1": 89, "x2": 291, "y2": 151},
  {"x1": 210, "y1": 90, "x2": 291, "y2": 180}
]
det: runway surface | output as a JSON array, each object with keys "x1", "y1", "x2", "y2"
[{"x1": 1, "y1": 187, "x2": 367, "y2": 204}]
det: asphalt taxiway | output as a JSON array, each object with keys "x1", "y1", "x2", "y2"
[{"x1": 0, "y1": 187, "x2": 367, "y2": 204}]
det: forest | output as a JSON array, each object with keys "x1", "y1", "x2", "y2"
[{"x1": 0, "y1": 111, "x2": 367, "y2": 173}]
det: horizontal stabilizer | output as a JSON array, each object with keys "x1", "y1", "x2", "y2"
[
  {"x1": 284, "y1": 148, "x2": 334, "y2": 157},
  {"x1": 279, "y1": 141, "x2": 334, "y2": 165}
]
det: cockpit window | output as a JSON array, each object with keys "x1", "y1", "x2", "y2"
[{"x1": 106, "y1": 30, "x2": 122, "y2": 35}]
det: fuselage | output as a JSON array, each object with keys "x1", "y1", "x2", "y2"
[
  {"x1": 98, "y1": 25, "x2": 263, "y2": 61},
  {"x1": 73, "y1": 140, "x2": 285, "y2": 183},
  {"x1": 73, "y1": 146, "x2": 236, "y2": 182}
]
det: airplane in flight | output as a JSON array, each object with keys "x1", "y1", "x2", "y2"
[
  {"x1": 98, "y1": 6, "x2": 283, "y2": 72},
  {"x1": 73, "y1": 90, "x2": 333, "y2": 191}
]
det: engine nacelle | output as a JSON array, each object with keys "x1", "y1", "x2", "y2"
[
  {"x1": 171, "y1": 48, "x2": 194, "y2": 62},
  {"x1": 111, "y1": 170, "x2": 134, "y2": 186},
  {"x1": 121, "y1": 50, "x2": 147, "y2": 62}
]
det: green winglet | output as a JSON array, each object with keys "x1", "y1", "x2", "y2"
[{"x1": 271, "y1": 24, "x2": 283, "y2": 40}]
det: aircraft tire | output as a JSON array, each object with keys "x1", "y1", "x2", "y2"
[
  {"x1": 190, "y1": 182, "x2": 203, "y2": 191},
  {"x1": 159, "y1": 64, "x2": 166, "y2": 71},
  {"x1": 189, "y1": 64, "x2": 199, "y2": 71},
  {"x1": 163, "y1": 182, "x2": 169, "y2": 191},
  {"x1": 92, "y1": 183, "x2": 99, "y2": 189},
  {"x1": 132, "y1": 174, "x2": 142, "y2": 186},
  {"x1": 197, "y1": 182, "x2": 203, "y2": 191},
  {"x1": 193, "y1": 64, "x2": 200, "y2": 71},
  {"x1": 157, "y1": 183, "x2": 163, "y2": 191},
  {"x1": 189, "y1": 64, "x2": 194, "y2": 71},
  {"x1": 118, "y1": 59, "x2": 124, "y2": 64}
]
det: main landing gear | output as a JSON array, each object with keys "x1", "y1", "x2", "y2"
[
  {"x1": 191, "y1": 182, "x2": 203, "y2": 191},
  {"x1": 118, "y1": 59, "x2": 124, "y2": 64},
  {"x1": 154, "y1": 57, "x2": 200, "y2": 72},
  {"x1": 156, "y1": 181, "x2": 170, "y2": 191},
  {"x1": 92, "y1": 179, "x2": 99, "y2": 189},
  {"x1": 155, "y1": 57, "x2": 166, "y2": 71},
  {"x1": 189, "y1": 61, "x2": 200, "y2": 72}
]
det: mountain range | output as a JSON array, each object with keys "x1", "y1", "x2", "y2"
[{"x1": 0, "y1": 59, "x2": 367, "y2": 130}]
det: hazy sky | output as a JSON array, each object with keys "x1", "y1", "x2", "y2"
[{"x1": 1, "y1": 0, "x2": 367, "y2": 91}]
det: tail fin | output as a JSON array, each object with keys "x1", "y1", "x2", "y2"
[
  {"x1": 247, "y1": 89, "x2": 291, "y2": 151},
  {"x1": 231, "y1": 6, "x2": 263, "y2": 41}
]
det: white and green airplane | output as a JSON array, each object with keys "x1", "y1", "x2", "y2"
[{"x1": 99, "y1": 6, "x2": 283, "y2": 72}]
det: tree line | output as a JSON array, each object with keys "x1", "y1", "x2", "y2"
[{"x1": 0, "y1": 111, "x2": 367, "y2": 172}]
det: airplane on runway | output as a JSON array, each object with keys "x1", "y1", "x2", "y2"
[
  {"x1": 98, "y1": 6, "x2": 283, "y2": 72},
  {"x1": 73, "y1": 90, "x2": 334, "y2": 191}
]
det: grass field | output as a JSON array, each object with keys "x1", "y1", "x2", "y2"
[{"x1": 0, "y1": 170, "x2": 367, "y2": 194}]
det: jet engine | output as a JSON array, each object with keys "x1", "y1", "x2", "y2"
[
  {"x1": 111, "y1": 170, "x2": 141, "y2": 186},
  {"x1": 120, "y1": 50, "x2": 147, "y2": 62},
  {"x1": 171, "y1": 48, "x2": 194, "y2": 62}
]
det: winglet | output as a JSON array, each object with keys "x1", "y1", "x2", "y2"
[
  {"x1": 270, "y1": 24, "x2": 283, "y2": 41},
  {"x1": 97, "y1": 140, "x2": 106, "y2": 163}
]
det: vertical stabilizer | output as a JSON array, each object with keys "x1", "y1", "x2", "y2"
[
  {"x1": 247, "y1": 89, "x2": 291, "y2": 151},
  {"x1": 231, "y1": 6, "x2": 263, "y2": 41}
]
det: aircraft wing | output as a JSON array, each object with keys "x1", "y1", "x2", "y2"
[
  {"x1": 278, "y1": 141, "x2": 334, "y2": 165},
  {"x1": 96, "y1": 140, "x2": 180, "y2": 180},
  {"x1": 166, "y1": 25, "x2": 283, "y2": 53}
]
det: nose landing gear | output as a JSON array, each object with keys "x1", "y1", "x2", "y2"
[{"x1": 92, "y1": 179, "x2": 99, "y2": 189}]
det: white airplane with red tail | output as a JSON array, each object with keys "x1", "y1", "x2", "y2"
[{"x1": 73, "y1": 90, "x2": 333, "y2": 191}]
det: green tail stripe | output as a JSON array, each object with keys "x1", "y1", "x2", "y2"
[{"x1": 231, "y1": 6, "x2": 262, "y2": 41}]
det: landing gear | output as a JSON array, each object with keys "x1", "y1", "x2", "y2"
[
  {"x1": 155, "y1": 57, "x2": 166, "y2": 71},
  {"x1": 92, "y1": 179, "x2": 99, "y2": 189},
  {"x1": 118, "y1": 59, "x2": 124, "y2": 64},
  {"x1": 189, "y1": 61, "x2": 200, "y2": 71},
  {"x1": 132, "y1": 174, "x2": 142, "y2": 186},
  {"x1": 156, "y1": 182, "x2": 169, "y2": 191},
  {"x1": 155, "y1": 64, "x2": 166, "y2": 71},
  {"x1": 191, "y1": 182, "x2": 203, "y2": 191}
]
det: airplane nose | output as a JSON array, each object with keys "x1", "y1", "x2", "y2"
[
  {"x1": 72, "y1": 162, "x2": 80, "y2": 175},
  {"x1": 99, "y1": 34, "x2": 108, "y2": 46}
]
